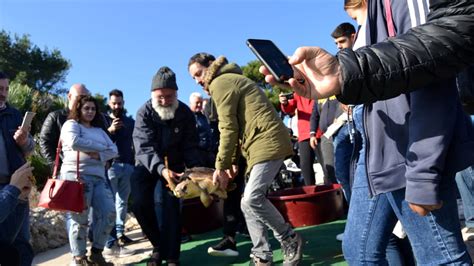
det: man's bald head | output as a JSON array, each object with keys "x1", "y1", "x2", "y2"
[{"x1": 68, "y1": 83, "x2": 90, "y2": 110}]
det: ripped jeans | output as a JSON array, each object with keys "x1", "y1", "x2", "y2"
[{"x1": 63, "y1": 173, "x2": 116, "y2": 257}]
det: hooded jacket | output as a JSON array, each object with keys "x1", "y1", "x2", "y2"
[
  {"x1": 204, "y1": 57, "x2": 293, "y2": 173},
  {"x1": 338, "y1": 0, "x2": 474, "y2": 205},
  {"x1": 338, "y1": 0, "x2": 474, "y2": 103}
]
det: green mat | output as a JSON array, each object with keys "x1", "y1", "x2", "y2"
[{"x1": 136, "y1": 219, "x2": 348, "y2": 265}]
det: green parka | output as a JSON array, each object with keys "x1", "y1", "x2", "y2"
[{"x1": 203, "y1": 56, "x2": 293, "y2": 173}]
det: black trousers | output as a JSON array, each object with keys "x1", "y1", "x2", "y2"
[
  {"x1": 298, "y1": 139, "x2": 316, "y2": 185},
  {"x1": 223, "y1": 158, "x2": 246, "y2": 237},
  {"x1": 130, "y1": 165, "x2": 181, "y2": 260}
]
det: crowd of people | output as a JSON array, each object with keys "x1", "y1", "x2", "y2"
[{"x1": 0, "y1": 0, "x2": 473, "y2": 265}]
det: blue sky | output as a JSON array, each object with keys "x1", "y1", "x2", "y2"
[{"x1": 0, "y1": 0, "x2": 351, "y2": 117}]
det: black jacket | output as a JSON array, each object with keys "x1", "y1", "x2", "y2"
[
  {"x1": 0, "y1": 104, "x2": 33, "y2": 181},
  {"x1": 337, "y1": 0, "x2": 474, "y2": 104},
  {"x1": 39, "y1": 109, "x2": 68, "y2": 168},
  {"x1": 337, "y1": 0, "x2": 474, "y2": 205},
  {"x1": 133, "y1": 100, "x2": 201, "y2": 178}
]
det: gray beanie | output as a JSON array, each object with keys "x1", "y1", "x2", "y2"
[{"x1": 151, "y1": 66, "x2": 178, "y2": 91}]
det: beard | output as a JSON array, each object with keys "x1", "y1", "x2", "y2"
[{"x1": 152, "y1": 98, "x2": 179, "y2": 120}]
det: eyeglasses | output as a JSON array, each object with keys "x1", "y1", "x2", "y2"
[{"x1": 155, "y1": 94, "x2": 176, "y2": 101}]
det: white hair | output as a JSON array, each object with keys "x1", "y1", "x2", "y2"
[{"x1": 189, "y1": 92, "x2": 202, "y2": 103}]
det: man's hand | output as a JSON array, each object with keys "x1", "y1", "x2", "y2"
[
  {"x1": 408, "y1": 202, "x2": 443, "y2": 216},
  {"x1": 310, "y1": 136, "x2": 318, "y2": 150},
  {"x1": 226, "y1": 164, "x2": 239, "y2": 179},
  {"x1": 13, "y1": 127, "x2": 28, "y2": 146},
  {"x1": 279, "y1": 93, "x2": 289, "y2": 105},
  {"x1": 259, "y1": 46, "x2": 341, "y2": 100},
  {"x1": 10, "y1": 162, "x2": 34, "y2": 200},
  {"x1": 213, "y1": 169, "x2": 231, "y2": 190},
  {"x1": 161, "y1": 168, "x2": 182, "y2": 190},
  {"x1": 108, "y1": 118, "x2": 124, "y2": 134}
]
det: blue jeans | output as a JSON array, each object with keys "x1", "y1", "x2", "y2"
[
  {"x1": 241, "y1": 159, "x2": 294, "y2": 261},
  {"x1": 333, "y1": 123, "x2": 353, "y2": 202},
  {"x1": 0, "y1": 185, "x2": 33, "y2": 266},
  {"x1": 63, "y1": 173, "x2": 116, "y2": 256},
  {"x1": 107, "y1": 163, "x2": 133, "y2": 241},
  {"x1": 456, "y1": 166, "x2": 474, "y2": 228},
  {"x1": 343, "y1": 106, "x2": 470, "y2": 265}
]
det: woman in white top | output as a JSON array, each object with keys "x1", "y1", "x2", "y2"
[{"x1": 60, "y1": 95, "x2": 117, "y2": 266}]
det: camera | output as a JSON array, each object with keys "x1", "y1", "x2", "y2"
[{"x1": 282, "y1": 92, "x2": 294, "y2": 100}]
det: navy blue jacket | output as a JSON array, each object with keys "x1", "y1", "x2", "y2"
[
  {"x1": 133, "y1": 100, "x2": 201, "y2": 178},
  {"x1": 0, "y1": 105, "x2": 28, "y2": 179},
  {"x1": 339, "y1": 0, "x2": 474, "y2": 205},
  {"x1": 104, "y1": 114, "x2": 135, "y2": 165},
  {"x1": 194, "y1": 112, "x2": 213, "y2": 151}
]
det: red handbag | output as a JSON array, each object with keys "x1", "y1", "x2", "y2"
[{"x1": 38, "y1": 141, "x2": 85, "y2": 213}]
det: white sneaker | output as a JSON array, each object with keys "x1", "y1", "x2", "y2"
[
  {"x1": 336, "y1": 233, "x2": 344, "y2": 242},
  {"x1": 103, "y1": 245, "x2": 136, "y2": 258},
  {"x1": 285, "y1": 161, "x2": 301, "y2": 172}
]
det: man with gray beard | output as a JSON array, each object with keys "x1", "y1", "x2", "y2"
[{"x1": 131, "y1": 66, "x2": 201, "y2": 266}]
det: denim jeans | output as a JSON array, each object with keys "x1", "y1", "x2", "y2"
[
  {"x1": 456, "y1": 166, "x2": 474, "y2": 228},
  {"x1": 333, "y1": 123, "x2": 353, "y2": 202},
  {"x1": 107, "y1": 163, "x2": 133, "y2": 238},
  {"x1": 241, "y1": 158, "x2": 293, "y2": 261},
  {"x1": 343, "y1": 105, "x2": 471, "y2": 265},
  {"x1": 0, "y1": 184, "x2": 33, "y2": 266},
  {"x1": 63, "y1": 173, "x2": 116, "y2": 256}
]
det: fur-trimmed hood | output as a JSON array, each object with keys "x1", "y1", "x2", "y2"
[{"x1": 203, "y1": 56, "x2": 242, "y2": 91}]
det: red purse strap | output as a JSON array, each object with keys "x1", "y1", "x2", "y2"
[
  {"x1": 52, "y1": 140, "x2": 62, "y2": 179},
  {"x1": 53, "y1": 140, "x2": 82, "y2": 182},
  {"x1": 384, "y1": 0, "x2": 396, "y2": 37}
]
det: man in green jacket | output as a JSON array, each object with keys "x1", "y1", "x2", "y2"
[{"x1": 188, "y1": 53, "x2": 303, "y2": 266}]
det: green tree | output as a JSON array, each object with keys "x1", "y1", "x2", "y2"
[
  {"x1": 8, "y1": 81, "x2": 65, "y2": 135},
  {"x1": 241, "y1": 60, "x2": 292, "y2": 112},
  {"x1": 0, "y1": 30, "x2": 70, "y2": 94}
]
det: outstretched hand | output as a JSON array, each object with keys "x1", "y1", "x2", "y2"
[{"x1": 259, "y1": 46, "x2": 342, "y2": 100}]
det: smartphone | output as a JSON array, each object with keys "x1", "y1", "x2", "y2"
[
  {"x1": 246, "y1": 39, "x2": 294, "y2": 83},
  {"x1": 281, "y1": 92, "x2": 294, "y2": 100}
]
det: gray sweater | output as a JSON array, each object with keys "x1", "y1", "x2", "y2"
[{"x1": 60, "y1": 120, "x2": 118, "y2": 178}]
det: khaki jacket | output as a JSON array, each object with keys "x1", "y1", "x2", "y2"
[{"x1": 204, "y1": 56, "x2": 293, "y2": 173}]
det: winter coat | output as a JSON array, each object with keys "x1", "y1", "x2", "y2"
[
  {"x1": 338, "y1": 0, "x2": 474, "y2": 104},
  {"x1": 203, "y1": 56, "x2": 293, "y2": 173},
  {"x1": 39, "y1": 109, "x2": 68, "y2": 167},
  {"x1": 338, "y1": 0, "x2": 474, "y2": 205},
  {"x1": 133, "y1": 100, "x2": 201, "y2": 177},
  {"x1": 0, "y1": 104, "x2": 34, "y2": 182}
]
